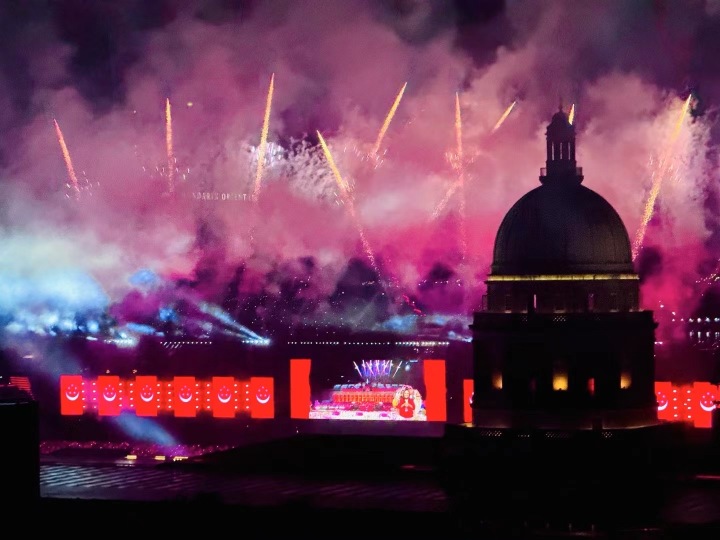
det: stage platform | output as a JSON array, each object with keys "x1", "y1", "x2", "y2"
[{"x1": 27, "y1": 432, "x2": 720, "y2": 539}]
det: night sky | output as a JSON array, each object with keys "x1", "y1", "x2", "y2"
[{"x1": 2, "y1": 0, "x2": 720, "y2": 344}]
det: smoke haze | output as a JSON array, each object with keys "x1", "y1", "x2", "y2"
[{"x1": 1, "y1": 0, "x2": 720, "y2": 342}]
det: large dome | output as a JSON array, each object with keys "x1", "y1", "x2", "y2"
[{"x1": 492, "y1": 182, "x2": 634, "y2": 275}]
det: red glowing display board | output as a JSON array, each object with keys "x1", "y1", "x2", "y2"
[
  {"x1": 305, "y1": 358, "x2": 445, "y2": 422},
  {"x1": 463, "y1": 378, "x2": 474, "y2": 424},
  {"x1": 60, "y1": 375, "x2": 84, "y2": 416},
  {"x1": 212, "y1": 376, "x2": 236, "y2": 418},
  {"x1": 250, "y1": 377, "x2": 275, "y2": 419},
  {"x1": 290, "y1": 359, "x2": 311, "y2": 419},
  {"x1": 173, "y1": 376, "x2": 197, "y2": 418},
  {"x1": 56, "y1": 374, "x2": 718, "y2": 429},
  {"x1": 134, "y1": 375, "x2": 159, "y2": 417},
  {"x1": 423, "y1": 360, "x2": 447, "y2": 421},
  {"x1": 97, "y1": 375, "x2": 122, "y2": 416},
  {"x1": 693, "y1": 381, "x2": 718, "y2": 428},
  {"x1": 655, "y1": 381, "x2": 673, "y2": 421}
]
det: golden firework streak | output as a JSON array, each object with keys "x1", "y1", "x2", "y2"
[
  {"x1": 455, "y1": 93, "x2": 467, "y2": 259},
  {"x1": 252, "y1": 73, "x2": 275, "y2": 202},
  {"x1": 433, "y1": 99, "x2": 517, "y2": 219},
  {"x1": 317, "y1": 130, "x2": 377, "y2": 269},
  {"x1": 53, "y1": 119, "x2": 80, "y2": 194},
  {"x1": 372, "y1": 82, "x2": 407, "y2": 157},
  {"x1": 165, "y1": 98, "x2": 175, "y2": 193},
  {"x1": 491, "y1": 100, "x2": 517, "y2": 133},
  {"x1": 632, "y1": 95, "x2": 692, "y2": 260},
  {"x1": 568, "y1": 103, "x2": 576, "y2": 125}
]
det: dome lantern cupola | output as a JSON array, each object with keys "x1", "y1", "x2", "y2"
[{"x1": 541, "y1": 104, "x2": 582, "y2": 185}]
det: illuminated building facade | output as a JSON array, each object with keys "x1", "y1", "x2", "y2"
[{"x1": 471, "y1": 107, "x2": 658, "y2": 430}]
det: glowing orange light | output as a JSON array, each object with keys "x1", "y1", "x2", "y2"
[
  {"x1": 317, "y1": 130, "x2": 350, "y2": 193},
  {"x1": 553, "y1": 372, "x2": 568, "y2": 391},
  {"x1": 252, "y1": 73, "x2": 275, "y2": 202},
  {"x1": 633, "y1": 94, "x2": 692, "y2": 259},
  {"x1": 165, "y1": 98, "x2": 175, "y2": 193},
  {"x1": 491, "y1": 100, "x2": 517, "y2": 133},
  {"x1": 568, "y1": 103, "x2": 576, "y2": 125},
  {"x1": 455, "y1": 93, "x2": 464, "y2": 165},
  {"x1": 53, "y1": 119, "x2": 80, "y2": 194},
  {"x1": 372, "y1": 82, "x2": 407, "y2": 157}
]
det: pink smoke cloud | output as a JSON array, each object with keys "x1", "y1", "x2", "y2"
[{"x1": 1, "y1": 0, "x2": 717, "y2": 344}]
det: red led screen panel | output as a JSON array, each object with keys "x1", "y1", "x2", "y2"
[
  {"x1": 60, "y1": 375, "x2": 84, "y2": 416},
  {"x1": 679, "y1": 385, "x2": 694, "y2": 423},
  {"x1": 463, "y1": 379, "x2": 474, "y2": 424},
  {"x1": 212, "y1": 377, "x2": 236, "y2": 418},
  {"x1": 693, "y1": 382, "x2": 718, "y2": 429},
  {"x1": 97, "y1": 375, "x2": 122, "y2": 416},
  {"x1": 173, "y1": 376, "x2": 197, "y2": 418},
  {"x1": 290, "y1": 358, "x2": 311, "y2": 419},
  {"x1": 134, "y1": 376, "x2": 158, "y2": 417},
  {"x1": 250, "y1": 377, "x2": 275, "y2": 419},
  {"x1": 423, "y1": 359, "x2": 447, "y2": 421},
  {"x1": 309, "y1": 359, "x2": 429, "y2": 421},
  {"x1": 655, "y1": 381, "x2": 673, "y2": 421}
]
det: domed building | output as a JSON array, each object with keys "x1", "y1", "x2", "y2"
[{"x1": 471, "y1": 107, "x2": 658, "y2": 430}]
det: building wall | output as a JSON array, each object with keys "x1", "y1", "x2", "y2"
[
  {"x1": 485, "y1": 278, "x2": 640, "y2": 314},
  {"x1": 471, "y1": 311, "x2": 657, "y2": 429}
]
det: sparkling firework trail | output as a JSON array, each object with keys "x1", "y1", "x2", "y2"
[
  {"x1": 317, "y1": 130, "x2": 350, "y2": 193},
  {"x1": 252, "y1": 73, "x2": 275, "y2": 202},
  {"x1": 433, "y1": 99, "x2": 515, "y2": 220},
  {"x1": 317, "y1": 131, "x2": 377, "y2": 270},
  {"x1": 393, "y1": 362, "x2": 402, "y2": 378},
  {"x1": 165, "y1": 98, "x2": 175, "y2": 193},
  {"x1": 568, "y1": 103, "x2": 576, "y2": 125},
  {"x1": 455, "y1": 93, "x2": 464, "y2": 164},
  {"x1": 632, "y1": 94, "x2": 692, "y2": 260},
  {"x1": 53, "y1": 119, "x2": 80, "y2": 194},
  {"x1": 491, "y1": 100, "x2": 517, "y2": 133},
  {"x1": 371, "y1": 82, "x2": 407, "y2": 157},
  {"x1": 431, "y1": 182, "x2": 460, "y2": 220},
  {"x1": 455, "y1": 93, "x2": 468, "y2": 259}
]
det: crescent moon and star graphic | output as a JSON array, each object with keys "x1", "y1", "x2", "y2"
[
  {"x1": 102, "y1": 385, "x2": 117, "y2": 402},
  {"x1": 256, "y1": 385, "x2": 271, "y2": 404},
  {"x1": 140, "y1": 385, "x2": 155, "y2": 403},
  {"x1": 700, "y1": 391, "x2": 717, "y2": 412},
  {"x1": 65, "y1": 383, "x2": 80, "y2": 402},
  {"x1": 656, "y1": 391, "x2": 668, "y2": 412},
  {"x1": 178, "y1": 385, "x2": 194, "y2": 403},
  {"x1": 217, "y1": 386, "x2": 232, "y2": 404}
]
